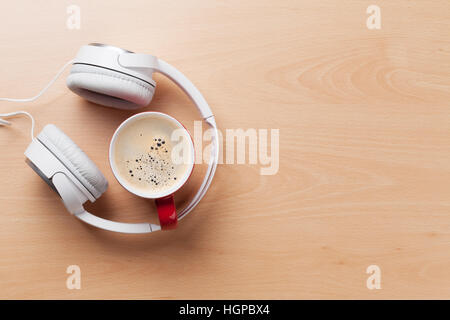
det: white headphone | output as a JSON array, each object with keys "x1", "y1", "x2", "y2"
[{"x1": 1, "y1": 43, "x2": 218, "y2": 234}]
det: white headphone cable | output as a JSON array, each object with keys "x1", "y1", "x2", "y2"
[
  {"x1": 0, "y1": 111, "x2": 35, "y2": 140},
  {"x1": 0, "y1": 59, "x2": 74, "y2": 103}
]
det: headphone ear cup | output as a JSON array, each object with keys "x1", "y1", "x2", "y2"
[
  {"x1": 38, "y1": 124, "x2": 108, "y2": 199},
  {"x1": 66, "y1": 64, "x2": 155, "y2": 110}
]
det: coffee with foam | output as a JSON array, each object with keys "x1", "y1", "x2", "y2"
[{"x1": 111, "y1": 114, "x2": 193, "y2": 196}]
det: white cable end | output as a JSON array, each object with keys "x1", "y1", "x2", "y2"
[{"x1": 0, "y1": 119, "x2": 12, "y2": 126}]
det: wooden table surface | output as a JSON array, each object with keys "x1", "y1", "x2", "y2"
[{"x1": 0, "y1": 0, "x2": 449, "y2": 299}]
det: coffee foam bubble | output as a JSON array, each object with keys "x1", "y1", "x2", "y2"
[{"x1": 124, "y1": 136, "x2": 178, "y2": 190}]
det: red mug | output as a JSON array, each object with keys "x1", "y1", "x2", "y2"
[{"x1": 109, "y1": 112, "x2": 195, "y2": 230}]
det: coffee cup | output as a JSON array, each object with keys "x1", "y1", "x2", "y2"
[{"x1": 109, "y1": 112, "x2": 195, "y2": 230}]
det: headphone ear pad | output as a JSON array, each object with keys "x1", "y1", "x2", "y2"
[
  {"x1": 38, "y1": 124, "x2": 108, "y2": 199},
  {"x1": 66, "y1": 64, "x2": 155, "y2": 110}
]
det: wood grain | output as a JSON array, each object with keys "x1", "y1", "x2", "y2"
[{"x1": 0, "y1": 0, "x2": 449, "y2": 299}]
